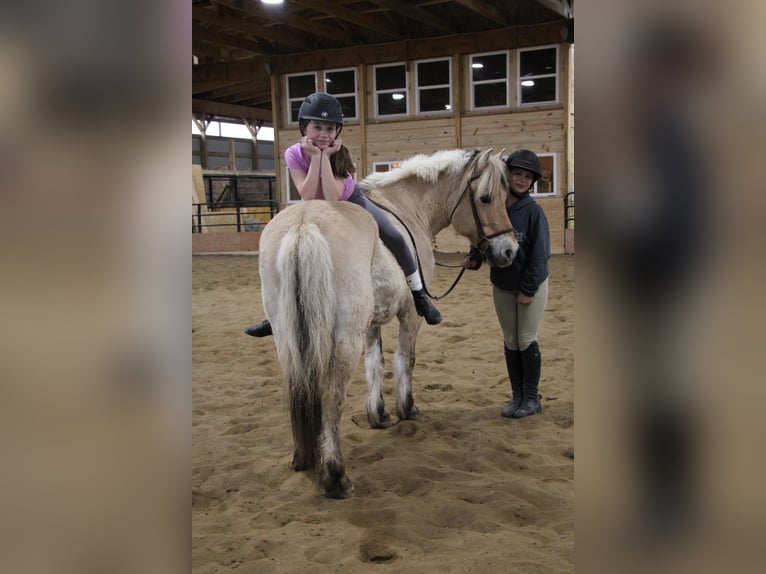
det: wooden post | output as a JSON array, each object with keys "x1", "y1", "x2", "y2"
[
  {"x1": 358, "y1": 64, "x2": 367, "y2": 178},
  {"x1": 193, "y1": 114, "x2": 212, "y2": 169},
  {"x1": 453, "y1": 53, "x2": 463, "y2": 149},
  {"x1": 243, "y1": 118, "x2": 263, "y2": 170},
  {"x1": 270, "y1": 73, "x2": 282, "y2": 206}
]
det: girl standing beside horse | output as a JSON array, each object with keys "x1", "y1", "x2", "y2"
[
  {"x1": 244, "y1": 92, "x2": 441, "y2": 337},
  {"x1": 464, "y1": 149, "x2": 551, "y2": 419}
]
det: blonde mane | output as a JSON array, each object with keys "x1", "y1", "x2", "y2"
[{"x1": 360, "y1": 149, "x2": 472, "y2": 191}]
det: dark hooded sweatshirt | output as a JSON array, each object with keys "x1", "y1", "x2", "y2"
[{"x1": 490, "y1": 193, "x2": 551, "y2": 296}]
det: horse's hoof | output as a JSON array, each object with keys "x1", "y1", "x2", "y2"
[
  {"x1": 368, "y1": 410, "x2": 392, "y2": 429},
  {"x1": 324, "y1": 475, "x2": 354, "y2": 499},
  {"x1": 396, "y1": 404, "x2": 420, "y2": 421},
  {"x1": 320, "y1": 461, "x2": 354, "y2": 499},
  {"x1": 291, "y1": 450, "x2": 312, "y2": 471}
]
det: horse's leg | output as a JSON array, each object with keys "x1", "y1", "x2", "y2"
[
  {"x1": 317, "y1": 344, "x2": 355, "y2": 499},
  {"x1": 394, "y1": 316, "x2": 421, "y2": 420},
  {"x1": 365, "y1": 325, "x2": 392, "y2": 428}
]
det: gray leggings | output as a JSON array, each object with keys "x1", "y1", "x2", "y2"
[
  {"x1": 347, "y1": 185, "x2": 417, "y2": 276},
  {"x1": 492, "y1": 279, "x2": 549, "y2": 351}
]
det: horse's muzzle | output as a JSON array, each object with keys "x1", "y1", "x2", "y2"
[{"x1": 485, "y1": 236, "x2": 518, "y2": 268}]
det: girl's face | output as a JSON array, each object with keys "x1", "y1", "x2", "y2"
[
  {"x1": 509, "y1": 168, "x2": 535, "y2": 195},
  {"x1": 304, "y1": 120, "x2": 338, "y2": 149}
]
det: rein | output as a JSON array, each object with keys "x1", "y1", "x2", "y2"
[
  {"x1": 369, "y1": 196, "x2": 466, "y2": 300},
  {"x1": 368, "y1": 158, "x2": 514, "y2": 301}
]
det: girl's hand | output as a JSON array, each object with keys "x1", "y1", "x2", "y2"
[
  {"x1": 324, "y1": 137, "x2": 343, "y2": 156},
  {"x1": 300, "y1": 136, "x2": 321, "y2": 156},
  {"x1": 517, "y1": 293, "x2": 534, "y2": 305}
]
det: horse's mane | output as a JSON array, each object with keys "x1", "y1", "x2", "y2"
[{"x1": 359, "y1": 149, "x2": 473, "y2": 191}]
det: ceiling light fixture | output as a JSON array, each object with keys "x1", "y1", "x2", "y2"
[{"x1": 260, "y1": 0, "x2": 284, "y2": 5}]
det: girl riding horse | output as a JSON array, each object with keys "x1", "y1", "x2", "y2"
[{"x1": 244, "y1": 92, "x2": 441, "y2": 337}]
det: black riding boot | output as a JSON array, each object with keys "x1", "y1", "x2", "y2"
[
  {"x1": 514, "y1": 341, "x2": 542, "y2": 418},
  {"x1": 501, "y1": 346, "x2": 524, "y2": 418},
  {"x1": 244, "y1": 319, "x2": 273, "y2": 337},
  {"x1": 412, "y1": 289, "x2": 442, "y2": 325}
]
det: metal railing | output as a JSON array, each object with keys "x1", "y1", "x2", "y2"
[
  {"x1": 564, "y1": 190, "x2": 574, "y2": 229},
  {"x1": 192, "y1": 200, "x2": 279, "y2": 233}
]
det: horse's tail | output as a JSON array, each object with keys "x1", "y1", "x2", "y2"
[{"x1": 274, "y1": 223, "x2": 337, "y2": 469}]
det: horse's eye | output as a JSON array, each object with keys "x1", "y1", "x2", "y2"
[{"x1": 479, "y1": 195, "x2": 491, "y2": 204}]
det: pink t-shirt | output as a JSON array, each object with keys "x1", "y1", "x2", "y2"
[{"x1": 285, "y1": 142, "x2": 355, "y2": 201}]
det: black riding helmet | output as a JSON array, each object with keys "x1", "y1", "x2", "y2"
[
  {"x1": 505, "y1": 149, "x2": 541, "y2": 182},
  {"x1": 298, "y1": 92, "x2": 344, "y2": 136}
]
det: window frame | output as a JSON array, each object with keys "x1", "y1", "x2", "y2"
[
  {"x1": 373, "y1": 62, "x2": 410, "y2": 119},
  {"x1": 530, "y1": 152, "x2": 557, "y2": 197},
  {"x1": 285, "y1": 72, "x2": 318, "y2": 126},
  {"x1": 371, "y1": 160, "x2": 403, "y2": 173},
  {"x1": 517, "y1": 44, "x2": 560, "y2": 107},
  {"x1": 415, "y1": 57, "x2": 452, "y2": 115},
  {"x1": 322, "y1": 67, "x2": 358, "y2": 121},
  {"x1": 469, "y1": 50, "x2": 510, "y2": 111}
]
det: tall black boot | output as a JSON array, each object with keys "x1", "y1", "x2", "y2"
[
  {"x1": 244, "y1": 319, "x2": 272, "y2": 337},
  {"x1": 411, "y1": 289, "x2": 442, "y2": 325},
  {"x1": 514, "y1": 341, "x2": 542, "y2": 418},
  {"x1": 501, "y1": 346, "x2": 524, "y2": 418}
]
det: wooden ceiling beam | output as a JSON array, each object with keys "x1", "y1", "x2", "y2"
[
  {"x1": 192, "y1": 21, "x2": 569, "y2": 83},
  {"x1": 213, "y1": 0, "x2": 343, "y2": 44},
  {"x1": 532, "y1": 0, "x2": 573, "y2": 20},
  {"x1": 451, "y1": 0, "x2": 510, "y2": 27},
  {"x1": 269, "y1": 21, "x2": 568, "y2": 74},
  {"x1": 291, "y1": 0, "x2": 402, "y2": 41},
  {"x1": 192, "y1": 23, "x2": 264, "y2": 55},
  {"x1": 193, "y1": 57, "x2": 271, "y2": 84},
  {"x1": 192, "y1": 99, "x2": 273, "y2": 122},
  {"x1": 192, "y1": 6, "x2": 311, "y2": 51},
  {"x1": 192, "y1": 42, "x2": 227, "y2": 61},
  {"x1": 373, "y1": 0, "x2": 456, "y2": 34},
  {"x1": 199, "y1": 80, "x2": 268, "y2": 100}
]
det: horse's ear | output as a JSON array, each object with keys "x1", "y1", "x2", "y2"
[
  {"x1": 476, "y1": 148, "x2": 493, "y2": 170},
  {"x1": 493, "y1": 148, "x2": 506, "y2": 160}
]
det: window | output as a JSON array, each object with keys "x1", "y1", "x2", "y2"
[
  {"x1": 372, "y1": 161, "x2": 402, "y2": 173},
  {"x1": 531, "y1": 153, "x2": 557, "y2": 197},
  {"x1": 286, "y1": 73, "x2": 317, "y2": 124},
  {"x1": 416, "y1": 58, "x2": 451, "y2": 114},
  {"x1": 374, "y1": 63, "x2": 408, "y2": 117},
  {"x1": 518, "y1": 45, "x2": 559, "y2": 106},
  {"x1": 324, "y1": 68, "x2": 358, "y2": 121},
  {"x1": 470, "y1": 51, "x2": 509, "y2": 110}
]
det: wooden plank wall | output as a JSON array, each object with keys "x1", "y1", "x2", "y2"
[
  {"x1": 463, "y1": 110, "x2": 567, "y2": 254},
  {"x1": 272, "y1": 43, "x2": 573, "y2": 255},
  {"x1": 277, "y1": 110, "x2": 567, "y2": 253}
]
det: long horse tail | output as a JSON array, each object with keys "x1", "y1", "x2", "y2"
[{"x1": 274, "y1": 223, "x2": 336, "y2": 470}]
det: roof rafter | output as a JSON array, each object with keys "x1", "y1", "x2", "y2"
[
  {"x1": 370, "y1": 0, "x2": 457, "y2": 34},
  {"x1": 192, "y1": 6, "x2": 312, "y2": 52},
  {"x1": 452, "y1": 0, "x2": 509, "y2": 27},
  {"x1": 291, "y1": 0, "x2": 402, "y2": 41}
]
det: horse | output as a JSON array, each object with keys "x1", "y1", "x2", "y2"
[{"x1": 258, "y1": 148, "x2": 518, "y2": 498}]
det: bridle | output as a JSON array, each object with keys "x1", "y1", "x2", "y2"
[
  {"x1": 368, "y1": 154, "x2": 516, "y2": 300},
  {"x1": 448, "y1": 170, "x2": 516, "y2": 256}
]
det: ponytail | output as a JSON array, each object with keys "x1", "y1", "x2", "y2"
[{"x1": 330, "y1": 145, "x2": 355, "y2": 179}]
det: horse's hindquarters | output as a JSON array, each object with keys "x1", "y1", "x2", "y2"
[{"x1": 258, "y1": 201, "x2": 380, "y2": 497}]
